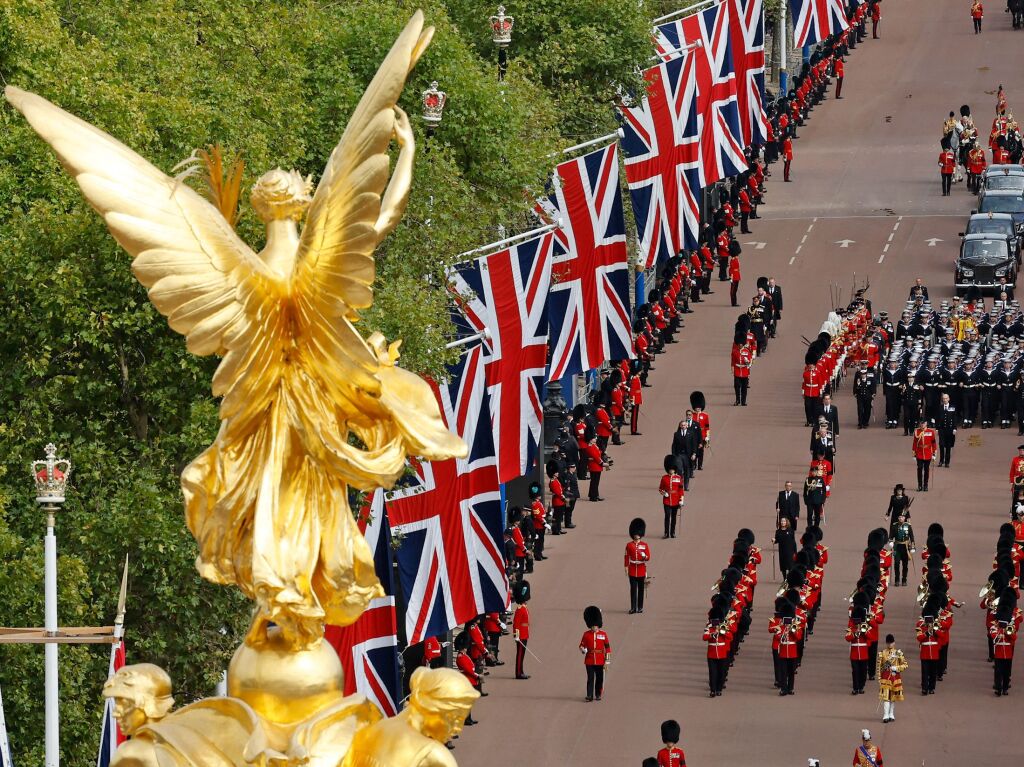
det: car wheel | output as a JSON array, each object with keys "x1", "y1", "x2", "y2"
[{"x1": 955, "y1": 287, "x2": 966, "y2": 297}]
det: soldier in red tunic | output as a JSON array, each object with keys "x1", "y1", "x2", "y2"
[
  {"x1": 769, "y1": 597, "x2": 804, "y2": 695},
  {"x1": 579, "y1": 605, "x2": 611, "y2": 701},
  {"x1": 783, "y1": 135, "x2": 793, "y2": 181},
  {"x1": 1009, "y1": 445, "x2": 1024, "y2": 505},
  {"x1": 659, "y1": 455, "x2": 685, "y2": 538},
  {"x1": 834, "y1": 56, "x2": 845, "y2": 98},
  {"x1": 846, "y1": 605, "x2": 871, "y2": 694},
  {"x1": 738, "y1": 188, "x2": 752, "y2": 234},
  {"x1": 938, "y1": 137, "x2": 956, "y2": 196},
  {"x1": 917, "y1": 597, "x2": 943, "y2": 694},
  {"x1": 691, "y1": 391, "x2": 710, "y2": 470},
  {"x1": 912, "y1": 419, "x2": 938, "y2": 491},
  {"x1": 870, "y1": 0, "x2": 881, "y2": 37},
  {"x1": 529, "y1": 482, "x2": 548, "y2": 561},
  {"x1": 728, "y1": 253, "x2": 742, "y2": 307},
  {"x1": 625, "y1": 518, "x2": 651, "y2": 613},
  {"x1": 803, "y1": 359, "x2": 824, "y2": 426},
  {"x1": 422, "y1": 634, "x2": 443, "y2": 668},
  {"x1": 584, "y1": 435, "x2": 606, "y2": 502},
  {"x1": 512, "y1": 580, "x2": 531, "y2": 680},
  {"x1": 704, "y1": 604, "x2": 733, "y2": 696},
  {"x1": 991, "y1": 588, "x2": 1022, "y2": 695},
  {"x1": 732, "y1": 329, "x2": 752, "y2": 406},
  {"x1": 657, "y1": 720, "x2": 686, "y2": 766},
  {"x1": 454, "y1": 631, "x2": 482, "y2": 725}
]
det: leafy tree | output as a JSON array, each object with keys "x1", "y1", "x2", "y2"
[{"x1": 0, "y1": 1, "x2": 651, "y2": 764}]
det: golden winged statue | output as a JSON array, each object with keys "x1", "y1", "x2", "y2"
[{"x1": 6, "y1": 11, "x2": 465, "y2": 651}]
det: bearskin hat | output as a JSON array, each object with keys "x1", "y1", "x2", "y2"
[
  {"x1": 734, "y1": 328, "x2": 748, "y2": 346},
  {"x1": 851, "y1": 605, "x2": 867, "y2": 623},
  {"x1": 1000, "y1": 522, "x2": 1015, "y2": 540},
  {"x1": 736, "y1": 313, "x2": 751, "y2": 333},
  {"x1": 867, "y1": 529, "x2": 886, "y2": 553},
  {"x1": 454, "y1": 630, "x2": 471, "y2": 651},
  {"x1": 661, "y1": 720, "x2": 681, "y2": 744},
  {"x1": 708, "y1": 605, "x2": 725, "y2": 622},
  {"x1": 690, "y1": 391, "x2": 706, "y2": 410},
  {"x1": 779, "y1": 601, "x2": 796, "y2": 619},
  {"x1": 1000, "y1": 587, "x2": 1019, "y2": 613},
  {"x1": 794, "y1": 550, "x2": 812, "y2": 570},
  {"x1": 774, "y1": 596, "x2": 790, "y2": 614},
  {"x1": 786, "y1": 568, "x2": 806, "y2": 589},
  {"x1": 572, "y1": 404, "x2": 589, "y2": 420},
  {"x1": 722, "y1": 567, "x2": 742, "y2": 587},
  {"x1": 583, "y1": 605, "x2": 603, "y2": 628},
  {"x1": 756, "y1": 276, "x2": 769, "y2": 291},
  {"x1": 800, "y1": 531, "x2": 815, "y2": 548},
  {"x1": 927, "y1": 522, "x2": 945, "y2": 539},
  {"x1": 737, "y1": 529, "x2": 756, "y2": 546},
  {"x1": 546, "y1": 459, "x2": 561, "y2": 479},
  {"x1": 852, "y1": 591, "x2": 870, "y2": 609},
  {"x1": 643, "y1": 759, "x2": 660, "y2": 767},
  {"x1": 664, "y1": 454, "x2": 679, "y2": 473},
  {"x1": 529, "y1": 481, "x2": 542, "y2": 500},
  {"x1": 960, "y1": 104, "x2": 971, "y2": 118},
  {"x1": 629, "y1": 517, "x2": 647, "y2": 538},
  {"x1": 513, "y1": 580, "x2": 531, "y2": 604},
  {"x1": 807, "y1": 525, "x2": 824, "y2": 542}
]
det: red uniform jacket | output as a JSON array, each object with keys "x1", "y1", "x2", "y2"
[
  {"x1": 695, "y1": 412, "x2": 711, "y2": 441},
  {"x1": 690, "y1": 251, "x2": 703, "y2": 278},
  {"x1": 456, "y1": 651, "x2": 480, "y2": 686},
  {"x1": 580, "y1": 629, "x2": 611, "y2": 665},
  {"x1": 803, "y1": 365, "x2": 823, "y2": 397},
  {"x1": 738, "y1": 189, "x2": 751, "y2": 214},
  {"x1": 511, "y1": 526, "x2": 526, "y2": 558},
  {"x1": 625, "y1": 539, "x2": 651, "y2": 577},
  {"x1": 660, "y1": 472, "x2": 685, "y2": 506},
  {"x1": 968, "y1": 148, "x2": 987, "y2": 175},
  {"x1": 658, "y1": 746, "x2": 686, "y2": 767},
  {"x1": 611, "y1": 386, "x2": 625, "y2": 417},
  {"x1": 846, "y1": 622, "x2": 870, "y2": 661},
  {"x1": 468, "y1": 623, "x2": 488, "y2": 659},
  {"x1": 938, "y1": 150, "x2": 956, "y2": 174},
  {"x1": 585, "y1": 442, "x2": 603, "y2": 473},
  {"x1": 732, "y1": 345, "x2": 752, "y2": 378},
  {"x1": 630, "y1": 373, "x2": 643, "y2": 406},
  {"x1": 531, "y1": 498, "x2": 547, "y2": 531},
  {"x1": 1010, "y1": 455, "x2": 1024, "y2": 484},
  {"x1": 972, "y1": 2, "x2": 984, "y2": 18},
  {"x1": 595, "y1": 407, "x2": 613, "y2": 438},
  {"x1": 770, "y1": 617, "x2": 804, "y2": 658},
  {"x1": 994, "y1": 146, "x2": 1011, "y2": 164},
  {"x1": 483, "y1": 612, "x2": 502, "y2": 635},
  {"x1": 871, "y1": 3, "x2": 880, "y2": 20},
  {"x1": 635, "y1": 332, "x2": 650, "y2": 360},
  {"x1": 912, "y1": 427, "x2": 938, "y2": 460},
  {"x1": 783, "y1": 137, "x2": 793, "y2": 161},
  {"x1": 704, "y1": 622, "x2": 731, "y2": 658},
  {"x1": 423, "y1": 635, "x2": 442, "y2": 665},
  {"x1": 549, "y1": 477, "x2": 565, "y2": 507},
  {"x1": 513, "y1": 604, "x2": 530, "y2": 641},
  {"x1": 835, "y1": 58, "x2": 844, "y2": 78},
  {"x1": 728, "y1": 257, "x2": 741, "y2": 283},
  {"x1": 916, "y1": 620, "x2": 941, "y2": 660}
]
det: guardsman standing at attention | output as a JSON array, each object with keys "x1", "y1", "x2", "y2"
[
  {"x1": 629, "y1": 366, "x2": 644, "y2": 436},
  {"x1": 657, "y1": 720, "x2": 686, "y2": 766},
  {"x1": 854, "y1": 730, "x2": 883, "y2": 766},
  {"x1": 803, "y1": 358, "x2": 824, "y2": 426},
  {"x1": 704, "y1": 604, "x2": 733, "y2": 696},
  {"x1": 834, "y1": 56, "x2": 845, "y2": 98},
  {"x1": 547, "y1": 460, "x2": 565, "y2": 536},
  {"x1": 783, "y1": 134, "x2": 793, "y2": 181},
  {"x1": 912, "y1": 419, "x2": 938, "y2": 492},
  {"x1": 422, "y1": 634, "x2": 444, "y2": 668},
  {"x1": 732, "y1": 329, "x2": 753, "y2": 406},
  {"x1": 728, "y1": 253, "x2": 742, "y2": 307},
  {"x1": 584, "y1": 435, "x2": 606, "y2": 502},
  {"x1": 625, "y1": 518, "x2": 651, "y2": 614},
  {"x1": 580, "y1": 605, "x2": 611, "y2": 701},
  {"x1": 870, "y1": 0, "x2": 881, "y2": 37},
  {"x1": 529, "y1": 482, "x2": 548, "y2": 561},
  {"x1": 512, "y1": 580, "x2": 531, "y2": 680},
  {"x1": 659, "y1": 456, "x2": 685, "y2": 538},
  {"x1": 1009, "y1": 445, "x2": 1024, "y2": 504}
]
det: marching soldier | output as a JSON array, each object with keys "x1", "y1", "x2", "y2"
[
  {"x1": 657, "y1": 720, "x2": 686, "y2": 766},
  {"x1": 659, "y1": 456, "x2": 685, "y2": 538},
  {"x1": 853, "y1": 730, "x2": 883, "y2": 766},
  {"x1": 939, "y1": 136, "x2": 956, "y2": 196},
  {"x1": 625, "y1": 518, "x2": 651, "y2": 614},
  {"x1": 902, "y1": 371, "x2": 923, "y2": 435},
  {"x1": 579, "y1": 605, "x2": 611, "y2": 701},
  {"x1": 692, "y1": 392, "x2": 711, "y2": 470},
  {"x1": 853, "y1": 360, "x2": 877, "y2": 428},
  {"x1": 703, "y1": 605, "x2": 733, "y2": 696},
  {"x1": 732, "y1": 329, "x2": 752, "y2": 406},
  {"x1": 935, "y1": 392, "x2": 958, "y2": 467},
  {"x1": 769, "y1": 598, "x2": 803, "y2": 695},
  {"x1": 882, "y1": 358, "x2": 905, "y2": 429},
  {"x1": 846, "y1": 605, "x2": 871, "y2": 694},
  {"x1": 991, "y1": 588, "x2": 1022, "y2": 696},
  {"x1": 917, "y1": 597, "x2": 943, "y2": 694},
  {"x1": 891, "y1": 513, "x2": 915, "y2": 586},
  {"x1": 959, "y1": 357, "x2": 981, "y2": 427},
  {"x1": 912, "y1": 419, "x2": 938, "y2": 492},
  {"x1": 1009, "y1": 445, "x2": 1024, "y2": 504},
  {"x1": 877, "y1": 634, "x2": 909, "y2": 722},
  {"x1": 803, "y1": 465, "x2": 827, "y2": 528}
]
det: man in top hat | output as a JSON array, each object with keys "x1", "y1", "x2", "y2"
[
  {"x1": 853, "y1": 730, "x2": 883, "y2": 766},
  {"x1": 512, "y1": 580, "x2": 532, "y2": 680},
  {"x1": 579, "y1": 606, "x2": 611, "y2": 701},
  {"x1": 625, "y1": 518, "x2": 652, "y2": 613},
  {"x1": 912, "y1": 418, "x2": 938, "y2": 491},
  {"x1": 659, "y1": 456, "x2": 685, "y2": 538},
  {"x1": 657, "y1": 720, "x2": 686, "y2": 766}
]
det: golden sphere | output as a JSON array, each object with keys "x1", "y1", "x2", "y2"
[{"x1": 228, "y1": 628, "x2": 345, "y2": 726}]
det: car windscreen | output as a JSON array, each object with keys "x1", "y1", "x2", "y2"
[
  {"x1": 979, "y1": 196, "x2": 1024, "y2": 214},
  {"x1": 962, "y1": 239, "x2": 1009, "y2": 264},
  {"x1": 967, "y1": 220, "x2": 1014, "y2": 237},
  {"x1": 986, "y1": 176, "x2": 1024, "y2": 192}
]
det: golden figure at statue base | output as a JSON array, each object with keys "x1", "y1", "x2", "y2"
[{"x1": 8, "y1": 9, "x2": 479, "y2": 767}]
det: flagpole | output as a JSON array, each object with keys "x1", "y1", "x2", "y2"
[
  {"x1": 456, "y1": 222, "x2": 560, "y2": 261},
  {"x1": 653, "y1": 0, "x2": 718, "y2": 24},
  {"x1": 779, "y1": 0, "x2": 789, "y2": 93},
  {"x1": 556, "y1": 130, "x2": 623, "y2": 157},
  {"x1": 445, "y1": 329, "x2": 490, "y2": 349}
]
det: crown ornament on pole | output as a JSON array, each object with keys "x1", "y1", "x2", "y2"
[
  {"x1": 421, "y1": 81, "x2": 447, "y2": 127},
  {"x1": 490, "y1": 5, "x2": 514, "y2": 47},
  {"x1": 33, "y1": 443, "x2": 70, "y2": 506}
]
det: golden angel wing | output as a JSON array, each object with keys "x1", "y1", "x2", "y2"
[
  {"x1": 291, "y1": 11, "x2": 433, "y2": 316},
  {"x1": 4, "y1": 86, "x2": 277, "y2": 360}
]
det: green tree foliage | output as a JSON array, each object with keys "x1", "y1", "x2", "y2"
[{"x1": 0, "y1": 1, "x2": 652, "y2": 764}]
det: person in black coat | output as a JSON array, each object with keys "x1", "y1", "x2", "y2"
[
  {"x1": 765, "y1": 278, "x2": 783, "y2": 337},
  {"x1": 820, "y1": 394, "x2": 840, "y2": 436},
  {"x1": 774, "y1": 518, "x2": 797, "y2": 578},
  {"x1": 670, "y1": 417, "x2": 699, "y2": 487},
  {"x1": 884, "y1": 483, "x2": 911, "y2": 538},
  {"x1": 776, "y1": 480, "x2": 801, "y2": 528}
]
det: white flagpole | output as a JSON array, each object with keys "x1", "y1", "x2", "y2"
[
  {"x1": 0, "y1": 680, "x2": 13, "y2": 767},
  {"x1": 97, "y1": 557, "x2": 129, "y2": 767}
]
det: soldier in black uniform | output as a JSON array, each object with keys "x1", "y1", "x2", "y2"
[
  {"x1": 891, "y1": 512, "x2": 915, "y2": 586},
  {"x1": 803, "y1": 465, "x2": 827, "y2": 528},
  {"x1": 920, "y1": 357, "x2": 943, "y2": 424},
  {"x1": 853, "y1": 360, "x2": 877, "y2": 428},
  {"x1": 748, "y1": 295, "x2": 768, "y2": 355},
  {"x1": 981, "y1": 358, "x2": 1000, "y2": 428},
  {"x1": 939, "y1": 357, "x2": 962, "y2": 415},
  {"x1": 902, "y1": 372, "x2": 923, "y2": 435},
  {"x1": 998, "y1": 358, "x2": 1017, "y2": 429},
  {"x1": 934, "y1": 392, "x2": 958, "y2": 467},
  {"x1": 882, "y1": 358, "x2": 905, "y2": 429}
]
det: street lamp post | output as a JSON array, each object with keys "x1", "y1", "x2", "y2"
[
  {"x1": 421, "y1": 80, "x2": 447, "y2": 148},
  {"x1": 489, "y1": 5, "x2": 514, "y2": 82},
  {"x1": 32, "y1": 443, "x2": 71, "y2": 767}
]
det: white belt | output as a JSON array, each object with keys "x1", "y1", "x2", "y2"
[{"x1": 629, "y1": 560, "x2": 647, "y2": 565}]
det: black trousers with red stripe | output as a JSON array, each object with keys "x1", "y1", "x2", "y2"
[
  {"x1": 515, "y1": 639, "x2": 527, "y2": 677},
  {"x1": 630, "y1": 404, "x2": 640, "y2": 434}
]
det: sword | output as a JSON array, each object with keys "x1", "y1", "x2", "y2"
[{"x1": 514, "y1": 637, "x2": 544, "y2": 664}]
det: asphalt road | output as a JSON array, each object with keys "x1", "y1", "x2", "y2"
[{"x1": 455, "y1": 1, "x2": 1023, "y2": 763}]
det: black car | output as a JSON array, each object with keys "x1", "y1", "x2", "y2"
[
  {"x1": 955, "y1": 234, "x2": 1016, "y2": 294},
  {"x1": 976, "y1": 192, "x2": 1024, "y2": 232},
  {"x1": 960, "y1": 212, "x2": 1021, "y2": 265}
]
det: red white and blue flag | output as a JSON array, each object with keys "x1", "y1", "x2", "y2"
[
  {"x1": 325, "y1": 491, "x2": 402, "y2": 718},
  {"x1": 386, "y1": 343, "x2": 510, "y2": 645},
  {"x1": 619, "y1": 54, "x2": 702, "y2": 266},
  {"x1": 789, "y1": 0, "x2": 849, "y2": 47},
  {"x1": 538, "y1": 144, "x2": 633, "y2": 380},
  {"x1": 660, "y1": 0, "x2": 748, "y2": 185},
  {"x1": 96, "y1": 638, "x2": 126, "y2": 767},
  {"x1": 448, "y1": 233, "x2": 553, "y2": 482},
  {"x1": 728, "y1": 0, "x2": 769, "y2": 147}
]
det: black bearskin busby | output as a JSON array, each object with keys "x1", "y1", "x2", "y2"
[
  {"x1": 756, "y1": 276, "x2": 769, "y2": 291},
  {"x1": 546, "y1": 459, "x2": 561, "y2": 479},
  {"x1": 513, "y1": 580, "x2": 531, "y2": 604},
  {"x1": 529, "y1": 481, "x2": 542, "y2": 500},
  {"x1": 584, "y1": 605, "x2": 603, "y2": 628},
  {"x1": 664, "y1": 454, "x2": 679, "y2": 473},
  {"x1": 661, "y1": 720, "x2": 681, "y2": 744},
  {"x1": 737, "y1": 528, "x2": 756, "y2": 546},
  {"x1": 629, "y1": 517, "x2": 647, "y2": 538},
  {"x1": 690, "y1": 391, "x2": 706, "y2": 410}
]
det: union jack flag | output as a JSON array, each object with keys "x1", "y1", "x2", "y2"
[
  {"x1": 619, "y1": 54, "x2": 702, "y2": 267},
  {"x1": 96, "y1": 638, "x2": 126, "y2": 767},
  {"x1": 448, "y1": 233, "x2": 553, "y2": 482},
  {"x1": 538, "y1": 144, "x2": 633, "y2": 380},
  {"x1": 657, "y1": 1, "x2": 748, "y2": 185},
  {"x1": 789, "y1": 0, "x2": 849, "y2": 47},
  {"x1": 728, "y1": 0, "x2": 769, "y2": 147},
  {"x1": 386, "y1": 343, "x2": 510, "y2": 645},
  {"x1": 324, "y1": 491, "x2": 402, "y2": 718}
]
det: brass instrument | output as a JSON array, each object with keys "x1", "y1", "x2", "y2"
[
  {"x1": 712, "y1": 577, "x2": 724, "y2": 593},
  {"x1": 916, "y1": 582, "x2": 929, "y2": 606},
  {"x1": 776, "y1": 583, "x2": 789, "y2": 598},
  {"x1": 980, "y1": 581, "x2": 996, "y2": 601}
]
